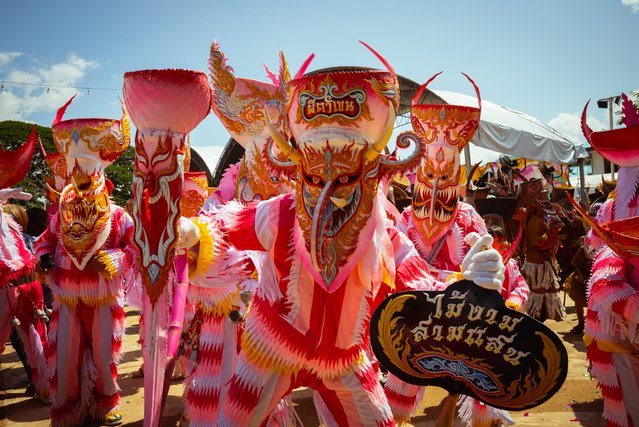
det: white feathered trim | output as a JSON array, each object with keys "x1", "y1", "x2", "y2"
[
  {"x1": 457, "y1": 395, "x2": 513, "y2": 427},
  {"x1": 27, "y1": 323, "x2": 49, "y2": 398},
  {"x1": 265, "y1": 395, "x2": 302, "y2": 427}
]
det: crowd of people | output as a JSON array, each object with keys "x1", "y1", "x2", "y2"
[{"x1": 1, "y1": 40, "x2": 638, "y2": 427}]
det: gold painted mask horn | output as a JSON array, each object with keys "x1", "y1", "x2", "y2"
[{"x1": 264, "y1": 107, "x2": 300, "y2": 164}]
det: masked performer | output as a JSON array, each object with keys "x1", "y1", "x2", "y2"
[
  {"x1": 0, "y1": 128, "x2": 50, "y2": 402},
  {"x1": 175, "y1": 43, "x2": 504, "y2": 426},
  {"x1": 383, "y1": 73, "x2": 500, "y2": 425},
  {"x1": 35, "y1": 98, "x2": 135, "y2": 427},
  {"x1": 520, "y1": 178, "x2": 566, "y2": 322},
  {"x1": 179, "y1": 42, "x2": 296, "y2": 427},
  {"x1": 399, "y1": 73, "x2": 488, "y2": 281},
  {"x1": 579, "y1": 94, "x2": 639, "y2": 427}
]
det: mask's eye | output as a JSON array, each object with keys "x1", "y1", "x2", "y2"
[
  {"x1": 337, "y1": 172, "x2": 361, "y2": 187},
  {"x1": 304, "y1": 173, "x2": 325, "y2": 187},
  {"x1": 441, "y1": 174, "x2": 449, "y2": 180},
  {"x1": 427, "y1": 172, "x2": 434, "y2": 179}
]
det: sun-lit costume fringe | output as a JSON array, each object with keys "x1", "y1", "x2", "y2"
[
  {"x1": 584, "y1": 246, "x2": 639, "y2": 427},
  {"x1": 37, "y1": 208, "x2": 133, "y2": 427},
  {"x1": 188, "y1": 191, "x2": 444, "y2": 426},
  {"x1": 0, "y1": 214, "x2": 49, "y2": 400},
  {"x1": 580, "y1": 97, "x2": 639, "y2": 427},
  {"x1": 181, "y1": 183, "x2": 260, "y2": 426}
]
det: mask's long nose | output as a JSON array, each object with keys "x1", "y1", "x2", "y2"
[
  {"x1": 310, "y1": 179, "x2": 335, "y2": 281},
  {"x1": 429, "y1": 176, "x2": 439, "y2": 225}
]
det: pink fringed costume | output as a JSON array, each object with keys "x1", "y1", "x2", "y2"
[
  {"x1": 0, "y1": 128, "x2": 50, "y2": 401},
  {"x1": 178, "y1": 42, "x2": 297, "y2": 427},
  {"x1": 579, "y1": 95, "x2": 639, "y2": 427},
  {"x1": 179, "y1": 43, "x2": 459, "y2": 426},
  {"x1": 35, "y1": 98, "x2": 136, "y2": 427},
  {"x1": 385, "y1": 73, "x2": 514, "y2": 427},
  {"x1": 183, "y1": 42, "x2": 321, "y2": 426}
]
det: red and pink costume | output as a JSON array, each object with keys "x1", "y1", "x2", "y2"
[
  {"x1": 580, "y1": 95, "x2": 639, "y2": 427},
  {"x1": 176, "y1": 44, "x2": 505, "y2": 427},
  {"x1": 35, "y1": 98, "x2": 136, "y2": 426},
  {"x1": 0, "y1": 129, "x2": 49, "y2": 401}
]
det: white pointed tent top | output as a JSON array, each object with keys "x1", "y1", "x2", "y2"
[{"x1": 433, "y1": 89, "x2": 588, "y2": 164}]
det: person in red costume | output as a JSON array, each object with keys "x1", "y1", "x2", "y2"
[
  {"x1": 176, "y1": 44, "x2": 505, "y2": 426},
  {"x1": 383, "y1": 72, "x2": 509, "y2": 426},
  {"x1": 35, "y1": 97, "x2": 137, "y2": 427},
  {"x1": 578, "y1": 94, "x2": 639, "y2": 427},
  {"x1": 0, "y1": 128, "x2": 50, "y2": 403}
]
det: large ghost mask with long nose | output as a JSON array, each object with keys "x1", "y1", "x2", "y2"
[
  {"x1": 410, "y1": 73, "x2": 481, "y2": 246},
  {"x1": 266, "y1": 43, "x2": 424, "y2": 291},
  {"x1": 52, "y1": 96, "x2": 130, "y2": 270}
]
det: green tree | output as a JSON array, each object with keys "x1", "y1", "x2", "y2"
[{"x1": 0, "y1": 120, "x2": 134, "y2": 209}]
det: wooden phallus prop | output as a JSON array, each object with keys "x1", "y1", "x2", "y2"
[{"x1": 122, "y1": 69, "x2": 211, "y2": 427}]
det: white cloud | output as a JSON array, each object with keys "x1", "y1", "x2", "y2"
[
  {"x1": 0, "y1": 52, "x2": 23, "y2": 67},
  {"x1": 0, "y1": 53, "x2": 98, "y2": 121},
  {"x1": 622, "y1": 0, "x2": 639, "y2": 12},
  {"x1": 548, "y1": 112, "x2": 607, "y2": 145}
]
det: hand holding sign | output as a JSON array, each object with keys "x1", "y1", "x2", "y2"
[{"x1": 462, "y1": 232, "x2": 504, "y2": 291}]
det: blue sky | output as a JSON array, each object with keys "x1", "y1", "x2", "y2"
[{"x1": 1, "y1": 0, "x2": 638, "y2": 164}]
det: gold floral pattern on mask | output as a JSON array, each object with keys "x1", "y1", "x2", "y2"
[
  {"x1": 60, "y1": 170, "x2": 111, "y2": 269},
  {"x1": 236, "y1": 142, "x2": 288, "y2": 203},
  {"x1": 411, "y1": 106, "x2": 479, "y2": 149},
  {"x1": 53, "y1": 116, "x2": 130, "y2": 165},
  {"x1": 295, "y1": 141, "x2": 379, "y2": 286}
]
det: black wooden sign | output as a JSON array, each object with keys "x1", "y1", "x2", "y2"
[{"x1": 371, "y1": 280, "x2": 568, "y2": 410}]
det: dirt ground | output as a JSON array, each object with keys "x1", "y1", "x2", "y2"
[{"x1": 1, "y1": 293, "x2": 604, "y2": 426}]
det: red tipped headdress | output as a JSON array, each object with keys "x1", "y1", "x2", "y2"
[
  {"x1": 581, "y1": 93, "x2": 639, "y2": 167},
  {"x1": 0, "y1": 125, "x2": 36, "y2": 189}
]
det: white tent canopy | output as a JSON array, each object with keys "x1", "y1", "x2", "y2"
[{"x1": 433, "y1": 90, "x2": 588, "y2": 164}]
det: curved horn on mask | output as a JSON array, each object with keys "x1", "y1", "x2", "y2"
[
  {"x1": 411, "y1": 72, "x2": 443, "y2": 107},
  {"x1": 45, "y1": 181, "x2": 61, "y2": 199},
  {"x1": 461, "y1": 72, "x2": 482, "y2": 111},
  {"x1": 581, "y1": 100, "x2": 593, "y2": 144},
  {"x1": 379, "y1": 130, "x2": 425, "y2": 177},
  {"x1": 264, "y1": 108, "x2": 300, "y2": 164},
  {"x1": 0, "y1": 125, "x2": 37, "y2": 190},
  {"x1": 265, "y1": 137, "x2": 297, "y2": 169},
  {"x1": 52, "y1": 95, "x2": 76, "y2": 127},
  {"x1": 118, "y1": 99, "x2": 132, "y2": 148},
  {"x1": 365, "y1": 103, "x2": 396, "y2": 162}
]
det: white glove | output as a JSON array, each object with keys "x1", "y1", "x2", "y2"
[
  {"x1": 177, "y1": 217, "x2": 200, "y2": 250},
  {"x1": 0, "y1": 187, "x2": 32, "y2": 205},
  {"x1": 461, "y1": 232, "x2": 504, "y2": 291}
]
